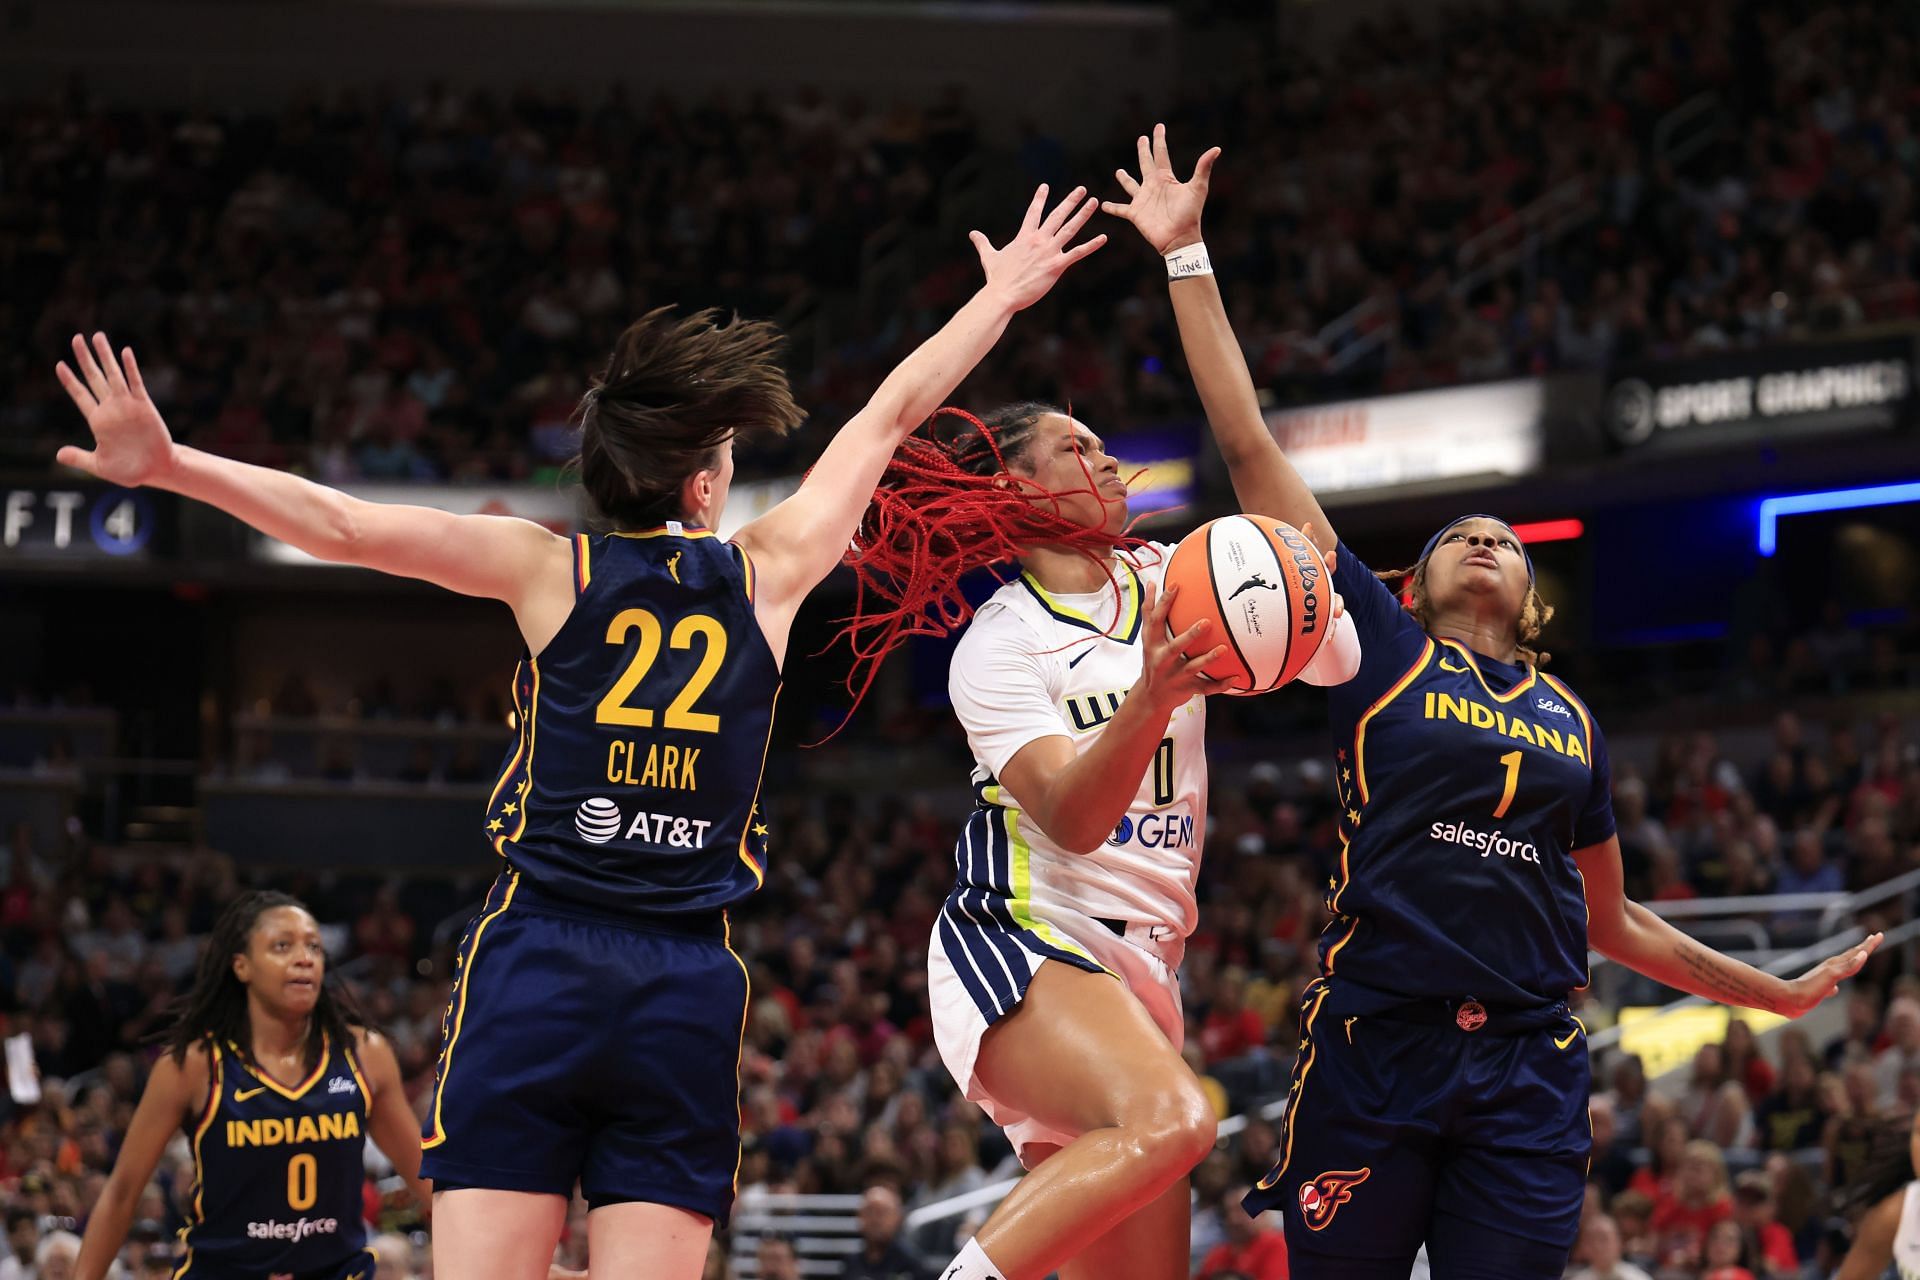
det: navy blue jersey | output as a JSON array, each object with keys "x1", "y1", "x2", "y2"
[
  {"x1": 485, "y1": 524, "x2": 780, "y2": 916},
  {"x1": 1317, "y1": 543, "x2": 1615, "y2": 1009},
  {"x1": 176, "y1": 1034, "x2": 370, "y2": 1277}
]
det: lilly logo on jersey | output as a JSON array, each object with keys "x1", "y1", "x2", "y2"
[
  {"x1": 1297, "y1": 1168, "x2": 1370, "y2": 1231},
  {"x1": 1534, "y1": 694, "x2": 1574, "y2": 720},
  {"x1": 327, "y1": 1075, "x2": 357, "y2": 1096},
  {"x1": 245, "y1": 1217, "x2": 340, "y2": 1242},
  {"x1": 573, "y1": 798, "x2": 715, "y2": 849}
]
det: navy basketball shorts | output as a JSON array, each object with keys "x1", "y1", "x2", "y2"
[
  {"x1": 420, "y1": 870, "x2": 750, "y2": 1225},
  {"x1": 1244, "y1": 978, "x2": 1590, "y2": 1278}
]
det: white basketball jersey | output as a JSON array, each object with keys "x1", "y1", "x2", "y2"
[
  {"x1": 1897, "y1": 1183, "x2": 1920, "y2": 1280},
  {"x1": 948, "y1": 544, "x2": 1208, "y2": 936}
]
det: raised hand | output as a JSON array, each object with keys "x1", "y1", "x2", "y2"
[
  {"x1": 1102, "y1": 123, "x2": 1221, "y2": 256},
  {"x1": 54, "y1": 333, "x2": 177, "y2": 488},
  {"x1": 972, "y1": 184, "x2": 1107, "y2": 312},
  {"x1": 1136, "y1": 580, "x2": 1226, "y2": 713},
  {"x1": 1777, "y1": 931, "x2": 1882, "y2": 1018}
]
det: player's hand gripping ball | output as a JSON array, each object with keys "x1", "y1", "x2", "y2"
[{"x1": 1164, "y1": 515, "x2": 1333, "y2": 694}]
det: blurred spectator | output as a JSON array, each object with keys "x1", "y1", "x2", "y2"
[
  {"x1": 840, "y1": 1185, "x2": 928, "y2": 1280},
  {"x1": 1194, "y1": 1188, "x2": 1287, "y2": 1280},
  {"x1": 1567, "y1": 1212, "x2": 1652, "y2": 1280}
]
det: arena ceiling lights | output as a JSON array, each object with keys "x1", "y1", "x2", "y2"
[{"x1": 1756, "y1": 480, "x2": 1920, "y2": 556}]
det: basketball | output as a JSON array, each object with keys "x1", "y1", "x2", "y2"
[{"x1": 1162, "y1": 514, "x2": 1332, "y2": 694}]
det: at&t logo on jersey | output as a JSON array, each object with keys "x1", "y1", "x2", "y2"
[
  {"x1": 245, "y1": 1216, "x2": 339, "y2": 1242},
  {"x1": 1297, "y1": 1168, "x2": 1370, "y2": 1231},
  {"x1": 575, "y1": 798, "x2": 622, "y2": 844},
  {"x1": 573, "y1": 798, "x2": 715, "y2": 849}
]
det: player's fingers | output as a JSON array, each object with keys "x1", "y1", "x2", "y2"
[
  {"x1": 1331, "y1": 592, "x2": 1347, "y2": 618},
  {"x1": 1139, "y1": 578, "x2": 1164, "y2": 626},
  {"x1": 1056, "y1": 195, "x2": 1100, "y2": 243},
  {"x1": 1169, "y1": 617, "x2": 1212, "y2": 655},
  {"x1": 1060, "y1": 234, "x2": 1107, "y2": 268},
  {"x1": 54, "y1": 361, "x2": 99, "y2": 415},
  {"x1": 969, "y1": 229, "x2": 994, "y2": 263},
  {"x1": 122, "y1": 346, "x2": 148, "y2": 398},
  {"x1": 71, "y1": 333, "x2": 110, "y2": 399},
  {"x1": 1041, "y1": 185, "x2": 1087, "y2": 236},
  {"x1": 1181, "y1": 645, "x2": 1228, "y2": 677},
  {"x1": 1098, "y1": 200, "x2": 1135, "y2": 220},
  {"x1": 1023, "y1": 183, "x2": 1050, "y2": 230},
  {"x1": 1152, "y1": 122, "x2": 1173, "y2": 171},
  {"x1": 54, "y1": 445, "x2": 98, "y2": 475},
  {"x1": 1136, "y1": 133, "x2": 1154, "y2": 177},
  {"x1": 92, "y1": 332, "x2": 128, "y2": 394},
  {"x1": 1192, "y1": 145, "x2": 1221, "y2": 187},
  {"x1": 1114, "y1": 168, "x2": 1141, "y2": 196}
]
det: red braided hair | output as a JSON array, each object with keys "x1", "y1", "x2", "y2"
[{"x1": 830, "y1": 404, "x2": 1147, "y2": 720}]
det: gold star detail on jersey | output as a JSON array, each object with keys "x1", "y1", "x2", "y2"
[
  {"x1": 1346, "y1": 809, "x2": 1361, "y2": 825},
  {"x1": 519, "y1": 779, "x2": 531, "y2": 794},
  {"x1": 752, "y1": 823, "x2": 769, "y2": 837},
  {"x1": 487, "y1": 818, "x2": 504, "y2": 832},
  {"x1": 502, "y1": 802, "x2": 517, "y2": 815},
  {"x1": 1342, "y1": 768, "x2": 1351, "y2": 783}
]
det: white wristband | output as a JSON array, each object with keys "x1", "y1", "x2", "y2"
[{"x1": 1165, "y1": 243, "x2": 1213, "y2": 280}]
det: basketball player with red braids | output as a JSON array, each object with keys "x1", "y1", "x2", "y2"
[
  {"x1": 52, "y1": 183, "x2": 1105, "y2": 1280},
  {"x1": 1108, "y1": 126, "x2": 1880, "y2": 1279},
  {"x1": 838, "y1": 218, "x2": 1361, "y2": 1280}
]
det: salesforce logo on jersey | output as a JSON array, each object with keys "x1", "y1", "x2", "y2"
[
  {"x1": 246, "y1": 1216, "x2": 338, "y2": 1242},
  {"x1": 1107, "y1": 809, "x2": 1197, "y2": 851},
  {"x1": 574, "y1": 798, "x2": 713, "y2": 848}
]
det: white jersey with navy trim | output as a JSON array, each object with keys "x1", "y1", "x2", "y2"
[
  {"x1": 1897, "y1": 1182, "x2": 1920, "y2": 1280},
  {"x1": 947, "y1": 544, "x2": 1207, "y2": 936}
]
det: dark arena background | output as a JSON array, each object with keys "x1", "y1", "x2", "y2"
[{"x1": 4, "y1": 0, "x2": 1920, "y2": 1277}]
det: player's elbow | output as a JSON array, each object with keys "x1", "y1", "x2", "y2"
[{"x1": 315, "y1": 491, "x2": 369, "y2": 563}]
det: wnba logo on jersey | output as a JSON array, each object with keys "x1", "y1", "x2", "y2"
[{"x1": 1297, "y1": 1168, "x2": 1370, "y2": 1231}]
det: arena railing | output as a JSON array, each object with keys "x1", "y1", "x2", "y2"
[{"x1": 728, "y1": 1192, "x2": 866, "y2": 1278}]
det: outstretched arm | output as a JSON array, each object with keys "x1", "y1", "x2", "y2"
[
  {"x1": 1577, "y1": 835, "x2": 1880, "y2": 1016},
  {"x1": 732, "y1": 185, "x2": 1107, "y2": 657},
  {"x1": 55, "y1": 335, "x2": 575, "y2": 648},
  {"x1": 358, "y1": 1030, "x2": 433, "y2": 1215},
  {"x1": 1103, "y1": 125, "x2": 1336, "y2": 557}
]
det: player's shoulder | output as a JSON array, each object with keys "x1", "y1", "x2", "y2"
[
  {"x1": 1533, "y1": 667, "x2": 1597, "y2": 725},
  {"x1": 1121, "y1": 541, "x2": 1173, "y2": 585}
]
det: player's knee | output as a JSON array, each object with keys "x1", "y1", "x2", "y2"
[{"x1": 1128, "y1": 1082, "x2": 1217, "y2": 1173}]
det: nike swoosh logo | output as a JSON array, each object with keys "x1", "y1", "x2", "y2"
[
  {"x1": 1439, "y1": 659, "x2": 1468, "y2": 674},
  {"x1": 1067, "y1": 646, "x2": 1096, "y2": 668},
  {"x1": 234, "y1": 1086, "x2": 268, "y2": 1102},
  {"x1": 1553, "y1": 1029, "x2": 1580, "y2": 1050}
]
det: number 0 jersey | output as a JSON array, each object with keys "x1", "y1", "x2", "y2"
[
  {"x1": 177, "y1": 1034, "x2": 370, "y2": 1278},
  {"x1": 947, "y1": 545, "x2": 1208, "y2": 935},
  {"x1": 1317, "y1": 542, "x2": 1616, "y2": 1010},
  {"x1": 485, "y1": 524, "x2": 780, "y2": 916}
]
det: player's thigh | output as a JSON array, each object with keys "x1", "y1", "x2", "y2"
[
  {"x1": 584, "y1": 1200, "x2": 712, "y2": 1280},
  {"x1": 973, "y1": 960, "x2": 1209, "y2": 1142},
  {"x1": 430, "y1": 1188, "x2": 568, "y2": 1280},
  {"x1": 1055, "y1": 1172, "x2": 1191, "y2": 1280}
]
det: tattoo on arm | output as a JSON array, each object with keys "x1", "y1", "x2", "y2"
[{"x1": 1674, "y1": 938, "x2": 1777, "y2": 1012}]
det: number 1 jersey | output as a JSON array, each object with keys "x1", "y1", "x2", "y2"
[{"x1": 484, "y1": 524, "x2": 781, "y2": 916}]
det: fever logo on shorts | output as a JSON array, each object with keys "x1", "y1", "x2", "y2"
[
  {"x1": 1297, "y1": 1168, "x2": 1370, "y2": 1231},
  {"x1": 574, "y1": 797, "x2": 622, "y2": 844}
]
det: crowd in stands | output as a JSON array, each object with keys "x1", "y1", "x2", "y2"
[
  {"x1": 5, "y1": 1, "x2": 1918, "y2": 493},
  {"x1": 0, "y1": 697, "x2": 1912, "y2": 1277}
]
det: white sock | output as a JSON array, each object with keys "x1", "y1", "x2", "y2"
[{"x1": 939, "y1": 1237, "x2": 1006, "y2": 1280}]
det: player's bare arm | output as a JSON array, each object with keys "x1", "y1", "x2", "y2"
[
  {"x1": 1576, "y1": 834, "x2": 1881, "y2": 1017},
  {"x1": 1105, "y1": 124, "x2": 1336, "y2": 556},
  {"x1": 74, "y1": 1047, "x2": 207, "y2": 1280},
  {"x1": 357, "y1": 1029, "x2": 433, "y2": 1213},
  {"x1": 996, "y1": 581, "x2": 1223, "y2": 854},
  {"x1": 55, "y1": 334, "x2": 576, "y2": 650},
  {"x1": 734, "y1": 184, "x2": 1107, "y2": 652}
]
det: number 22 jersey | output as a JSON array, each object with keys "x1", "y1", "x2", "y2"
[
  {"x1": 1317, "y1": 543, "x2": 1616, "y2": 1009},
  {"x1": 483, "y1": 524, "x2": 781, "y2": 916}
]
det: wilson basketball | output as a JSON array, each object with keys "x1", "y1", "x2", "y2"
[{"x1": 1162, "y1": 515, "x2": 1332, "y2": 694}]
